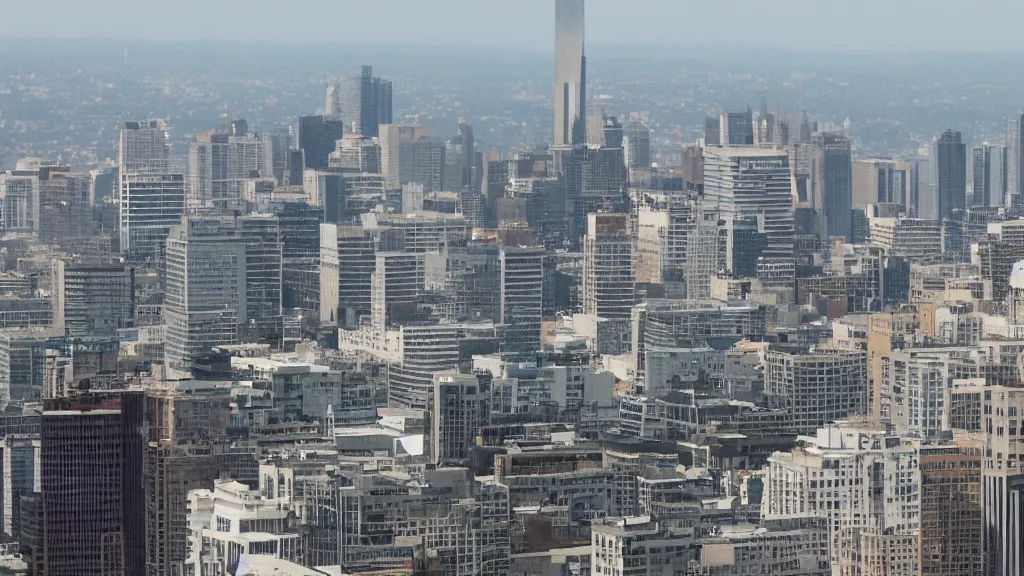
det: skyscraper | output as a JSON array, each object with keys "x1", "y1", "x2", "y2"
[
  {"x1": 720, "y1": 109, "x2": 755, "y2": 146},
  {"x1": 623, "y1": 118, "x2": 652, "y2": 169},
  {"x1": 238, "y1": 214, "x2": 283, "y2": 345},
  {"x1": 499, "y1": 245, "x2": 544, "y2": 353},
  {"x1": 328, "y1": 65, "x2": 393, "y2": 138},
  {"x1": 118, "y1": 120, "x2": 186, "y2": 262},
  {"x1": 188, "y1": 126, "x2": 273, "y2": 210},
  {"x1": 51, "y1": 259, "x2": 135, "y2": 337},
  {"x1": 554, "y1": 0, "x2": 586, "y2": 146},
  {"x1": 703, "y1": 147, "x2": 796, "y2": 287},
  {"x1": 583, "y1": 213, "x2": 635, "y2": 320},
  {"x1": 935, "y1": 129, "x2": 967, "y2": 222},
  {"x1": 163, "y1": 216, "x2": 247, "y2": 373},
  {"x1": 1007, "y1": 114, "x2": 1024, "y2": 207},
  {"x1": 297, "y1": 115, "x2": 343, "y2": 170},
  {"x1": 40, "y1": 392, "x2": 145, "y2": 576},
  {"x1": 972, "y1": 143, "x2": 1007, "y2": 208},
  {"x1": 459, "y1": 120, "x2": 475, "y2": 189},
  {"x1": 810, "y1": 132, "x2": 853, "y2": 242}
]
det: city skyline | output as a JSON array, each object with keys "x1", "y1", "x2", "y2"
[{"x1": 4, "y1": 0, "x2": 1024, "y2": 574}]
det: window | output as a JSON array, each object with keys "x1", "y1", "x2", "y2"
[{"x1": 216, "y1": 516, "x2": 231, "y2": 532}]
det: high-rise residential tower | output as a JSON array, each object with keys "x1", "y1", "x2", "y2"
[
  {"x1": 810, "y1": 132, "x2": 853, "y2": 242},
  {"x1": 163, "y1": 216, "x2": 247, "y2": 374},
  {"x1": 583, "y1": 213, "x2": 635, "y2": 320},
  {"x1": 554, "y1": 0, "x2": 586, "y2": 146},
  {"x1": 118, "y1": 120, "x2": 186, "y2": 262},
  {"x1": 935, "y1": 129, "x2": 967, "y2": 221}
]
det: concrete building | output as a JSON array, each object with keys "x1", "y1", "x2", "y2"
[
  {"x1": 590, "y1": 516, "x2": 697, "y2": 576},
  {"x1": 36, "y1": 167, "x2": 93, "y2": 242},
  {"x1": 142, "y1": 382, "x2": 257, "y2": 576},
  {"x1": 583, "y1": 213, "x2": 635, "y2": 320},
  {"x1": 703, "y1": 147, "x2": 795, "y2": 287},
  {"x1": 51, "y1": 260, "x2": 135, "y2": 338},
  {"x1": 852, "y1": 159, "x2": 912, "y2": 210},
  {"x1": 762, "y1": 423, "x2": 920, "y2": 569},
  {"x1": 633, "y1": 299, "x2": 768, "y2": 386},
  {"x1": 882, "y1": 349, "x2": 951, "y2": 438},
  {"x1": 330, "y1": 134, "x2": 382, "y2": 173},
  {"x1": 0, "y1": 172, "x2": 36, "y2": 234},
  {"x1": 386, "y1": 322, "x2": 499, "y2": 411},
  {"x1": 432, "y1": 373, "x2": 488, "y2": 466},
  {"x1": 868, "y1": 216, "x2": 943, "y2": 264},
  {"x1": 40, "y1": 392, "x2": 145, "y2": 576},
  {"x1": 399, "y1": 136, "x2": 444, "y2": 193},
  {"x1": 187, "y1": 129, "x2": 274, "y2": 210},
  {"x1": 694, "y1": 518, "x2": 830, "y2": 576},
  {"x1": 918, "y1": 444, "x2": 983, "y2": 576},
  {"x1": 949, "y1": 384, "x2": 1024, "y2": 576},
  {"x1": 229, "y1": 355, "x2": 376, "y2": 426},
  {"x1": 764, "y1": 348, "x2": 868, "y2": 434},
  {"x1": 499, "y1": 245, "x2": 545, "y2": 353},
  {"x1": 2, "y1": 435, "x2": 39, "y2": 540},
  {"x1": 635, "y1": 197, "x2": 727, "y2": 298},
  {"x1": 553, "y1": 0, "x2": 586, "y2": 146},
  {"x1": 1008, "y1": 114, "x2": 1024, "y2": 207},
  {"x1": 164, "y1": 217, "x2": 247, "y2": 374},
  {"x1": 185, "y1": 480, "x2": 304, "y2": 575},
  {"x1": 379, "y1": 124, "x2": 433, "y2": 191}
]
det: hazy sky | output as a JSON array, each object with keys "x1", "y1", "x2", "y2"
[{"x1": 10, "y1": 0, "x2": 1024, "y2": 52}]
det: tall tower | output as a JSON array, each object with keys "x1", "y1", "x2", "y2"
[
  {"x1": 333, "y1": 66, "x2": 392, "y2": 138},
  {"x1": 935, "y1": 129, "x2": 967, "y2": 222},
  {"x1": 1007, "y1": 114, "x2": 1024, "y2": 208},
  {"x1": 118, "y1": 120, "x2": 185, "y2": 263},
  {"x1": 163, "y1": 216, "x2": 247, "y2": 374},
  {"x1": 554, "y1": 0, "x2": 586, "y2": 146},
  {"x1": 40, "y1": 392, "x2": 145, "y2": 576},
  {"x1": 810, "y1": 132, "x2": 853, "y2": 242}
]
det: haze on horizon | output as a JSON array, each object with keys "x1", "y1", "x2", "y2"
[{"x1": 9, "y1": 0, "x2": 1024, "y2": 53}]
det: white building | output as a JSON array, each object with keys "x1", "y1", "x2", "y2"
[
  {"x1": 229, "y1": 355, "x2": 376, "y2": 426},
  {"x1": 590, "y1": 516, "x2": 696, "y2": 576},
  {"x1": 185, "y1": 480, "x2": 303, "y2": 576},
  {"x1": 761, "y1": 423, "x2": 920, "y2": 569}
]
